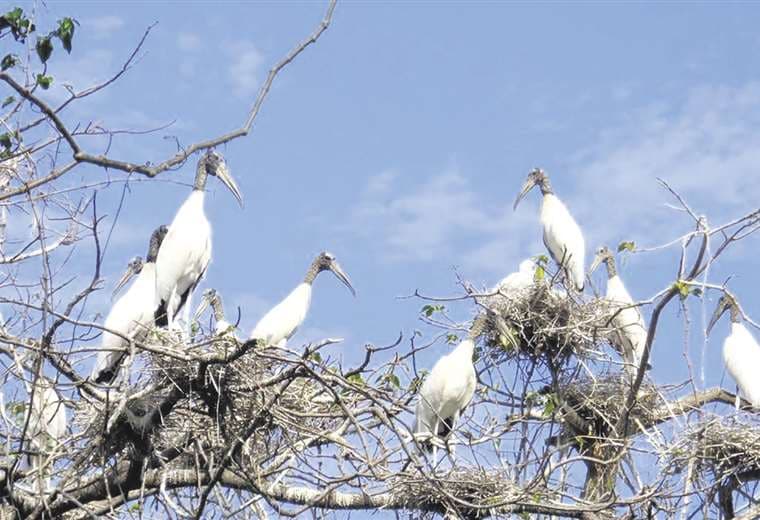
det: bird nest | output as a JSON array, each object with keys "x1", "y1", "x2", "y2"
[
  {"x1": 393, "y1": 468, "x2": 530, "y2": 515},
  {"x1": 556, "y1": 372, "x2": 663, "y2": 438},
  {"x1": 480, "y1": 283, "x2": 620, "y2": 365},
  {"x1": 668, "y1": 416, "x2": 760, "y2": 481}
]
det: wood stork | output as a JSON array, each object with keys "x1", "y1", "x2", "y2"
[
  {"x1": 91, "y1": 225, "x2": 168, "y2": 384},
  {"x1": 27, "y1": 377, "x2": 66, "y2": 491},
  {"x1": 195, "y1": 288, "x2": 233, "y2": 336},
  {"x1": 154, "y1": 150, "x2": 242, "y2": 329},
  {"x1": 250, "y1": 252, "x2": 355, "y2": 348},
  {"x1": 707, "y1": 294, "x2": 760, "y2": 408},
  {"x1": 513, "y1": 168, "x2": 586, "y2": 292},
  {"x1": 413, "y1": 315, "x2": 487, "y2": 462},
  {"x1": 494, "y1": 258, "x2": 536, "y2": 295},
  {"x1": 589, "y1": 246, "x2": 648, "y2": 375}
]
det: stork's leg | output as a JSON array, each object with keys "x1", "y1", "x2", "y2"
[
  {"x1": 735, "y1": 385, "x2": 741, "y2": 410},
  {"x1": 181, "y1": 289, "x2": 193, "y2": 340}
]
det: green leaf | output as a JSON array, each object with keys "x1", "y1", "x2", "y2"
[
  {"x1": 347, "y1": 373, "x2": 364, "y2": 386},
  {"x1": 420, "y1": 304, "x2": 444, "y2": 317},
  {"x1": 617, "y1": 241, "x2": 636, "y2": 253},
  {"x1": 36, "y1": 73, "x2": 53, "y2": 89},
  {"x1": 36, "y1": 36, "x2": 53, "y2": 63},
  {"x1": 0, "y1": 133, "x2": 11, "y2": 150},
  {"x1": 533, "y1": 254, "x2": 549, "y2": 266},
  {"x1": 387, "y1": 374, "x2": 400, "y2": 389},
  {"x1": 1, "y1": 54, "x2": 18, "y2": 71},
  {"x1": 309, "y1": 352, "x2": 322, "y2": 363},
  {"x1": 445, "y1": 333, "x2": 458, "y2": 344},
  {"x1": 542, "y1": 394, "x2": 557, "y2": 417},
  {"x1": 534, "y1": 265, "x2": 545, "y2": 282},
  {"x1": 691, "y1": 287, "x2": 703, "y2": 298},
  {"x1": 56, "y1": 17, "x2": 76, "y2": 53},
  {"x1": 673, "y1": 280, "x2": 690, "y2": 301},
  {"x1": 1, "y1": 96, "x2": 14, "y2": 108}
]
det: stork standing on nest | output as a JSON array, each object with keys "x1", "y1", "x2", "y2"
[
  {"x1": 250, "y1": 252, "x2": 355, "y2": 348},
  {"x1": 513, "y1": 168, "x2": 585, "y2": 292},
  {"x1": 707, "y1": 294, "x2": 760, "y2": 408},
  {"x1": 92, "y1": 225, "x2": 168, "y2": 384},
  {"x1": 589, "y1": 246, "x2": 648, "y2": 375},
  {"x1": 494, "y1": 258, "x2": 536, "y2": 295},
  {"x1": 195, "y1": 288, "x2": 233, "y2": 336},
  {"x1": 413, "y1": 315, "x2": 487, "y2": 464},
  {"x1": 26, "y1": 376, "x2": 66, "y2": 492},
  {"x1": 154, "y1": 151, "x2": 242, "y2": 329}
]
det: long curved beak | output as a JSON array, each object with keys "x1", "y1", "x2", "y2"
[
  {"x1": 706, "y1": 299, "x2": 727, "y2": 336},
  {"x1": 329, "y1": 261, "x2": 356, "y2": 297},
  {"x1": 194, "y1": 293, "x2": 212, "y2": 322},
  {"x1": 216, "y1": 162, "x2": 243, "y2": 207},
  {"x1": 112, "y1": 262, "x2": 140, "y2": 299},
  {"x1": 588, "y1": 254, "x2": 603, "y2": 276},
  {"x1": 513, "y1": 179, "x2": 535, "y2": 211}
]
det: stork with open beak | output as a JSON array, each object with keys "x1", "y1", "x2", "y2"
[
  {"x1": 194, "y1": 288, "x2": 233, "y2": 336},
  {"x1": 513, "y1": 168, "x2": 586, "y2": 292},
  {"x1": 154, "y1": 151, "x2": 242, "y2": 329},
  {"x1": 92, "y1": 225, "x2": 168, "y2": 384},
  {"x1": 706, "y1": 294, "x2": 760, "y2": 408},
  {"x1": 250, "y1": 251, "x2": 355, "y2": 348},
  {"x1": 589, "y1": 246, "x2": 648, "y2": 375}
]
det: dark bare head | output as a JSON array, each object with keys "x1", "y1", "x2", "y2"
[
  {"x1": 194, "y1": 150, "x2": 243, "y2": 206},
  {"x1": 513, "y1": 168, "x2": 553, "y2": 211},
  {"x1": 304, "y1": 251, "x2": 356, "y2": 296}
]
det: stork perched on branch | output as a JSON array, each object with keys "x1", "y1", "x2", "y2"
[
  {"x1": 154, "y1": 151, "x2": 242, "y2": 329},
  {"x1": 707, "y1": 294, "x2": 760, "y2": 408},
  {"x1": 413, "y1": 315, "x2": 487, "y2": 463},
  {"x1": 92, "y1": 225, "x2": 168, "y2": 384},
  {"x1": 590, "y1": 246, "x2": 648, "y2": 375},
  {"x1": 250, "y1": 251, "x2": 355, "y2": 348},
  {"x1": 513, "y1": 168, "x2": 586, "y2": 291}
]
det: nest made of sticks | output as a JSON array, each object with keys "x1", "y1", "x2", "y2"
[
  {"x1": 557, "y1": 372, "x2": 663, "y2": 439},
  {"x1": 668, "y1": 416, "x2": 760, "y2": 480},
  {"x1": 393, "y1": 468, "x2": 530, "y2": 515},
  {"x1": 479, "y1": 283, "x2": 621, "y2": 366}
]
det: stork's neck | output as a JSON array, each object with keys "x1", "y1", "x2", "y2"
[
  {"x1": 729, "y1": 303, "x2": 741, "y2": 324},
  {"x1": 212, "y1": 296, "x2": 225, "y2": 322},
  {"x1": 604, "y1": 257, "x2": 617, "y2": 278},
  {"x1": 303, "y1": 258, "x2": 322, "y2": 285},
  {"x1": 454, "y1": 338, "x2": 475, "y2": 362},
  {"x1": 539, "y1": 178, "x2": 554, "y2": 196},
  {"x1": 194, "y1": 163, "x2": 209, "y2": 192}
]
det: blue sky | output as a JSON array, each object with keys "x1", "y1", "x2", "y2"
[{"x1": 18, "y1": 2, "x2": 760, "y2": 415}]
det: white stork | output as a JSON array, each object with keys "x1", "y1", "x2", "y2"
[
  {"x1": 91, "y1": 225, "x2": 168, "y2": 384},
  {"x1": 513, "y1": 168, "x2": 586, "y2": 292},
  {"x1": 26, "y1": 376, "x2": 66, "y2": 492},
  {"x1": 195, "y1": 288, "x2": 233, "y2": 336},
  {"x1": 589, "y1": 246, "x2": 648, "y2": 375},
  {"x1": 154, "y1": 151, "x2": 242, "y2": 329},
  {"x1": 707, "y1": 294, "x2": 760, "y2": 408},
  {"x1": 494, "y1": 258, "x2": 536, "y2": 295},
  {"x1": 250, "y1": 251, "x2": 355, "y2": 348},
  {"x1": 413, "y1": 315, "x2": 486, "y2": 463}
]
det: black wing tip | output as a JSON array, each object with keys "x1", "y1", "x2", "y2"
[
  {"x1": 94, "y1": 369, "x2": 114, "y2": 385},
  {"x1": 154, "y1": 302, "x2": 168, "y2": 327}
]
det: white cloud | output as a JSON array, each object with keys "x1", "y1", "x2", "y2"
[
  {"x1": 223, "y1": 40, "x2": 264, "y2": 97},
  {"x1": 347, "y1": 82, "x2": 760, "y2": 285},
  {"x1": 177, "y1": 32, "x2": 201, "y2": 51},
  {"x1": 568, "y1": 82, "x2": 760, "y2": 250},
  {"x1": 84, "y1": 16, "x2": 125, "y2": 40}
]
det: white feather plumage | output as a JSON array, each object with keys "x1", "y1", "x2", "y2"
[
  {"x1": 540, "y1": 194, "x2": 585, "y2": 291},
  {"x1": 605, "y1": 275, "x2": 647, "y2": 371},
  {"x1": 250, "y1": 283, "x2": 312, "y2": 348},
  {"x1": 413, "y1": 338, "x2": 476, "y2": 449},
  {"x1": 494, "y1": 259, "x2": 535, "y2": 294},
  {"x1": 92, "y1": 263, "x2": 157, "y2": 382},
  {"x1": 155, "y1": 191, "x2": 211, "y2": 327},
  {"x1": 723, "y1": 322, "x2": 760, "y2": 407}
]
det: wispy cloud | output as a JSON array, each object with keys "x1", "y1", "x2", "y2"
[
  {"x1": 222, "y1": 40, "x2": 264, "y2": 98},
  {"x1": 177, "y1": 32, "x2": 201, "y2": 52},
  {"x1": 346, "y1": 82, "x2": 760, "y2": 285},
  {"x1": 83, "y1": 15, "x2": 125, "y2": 40}
]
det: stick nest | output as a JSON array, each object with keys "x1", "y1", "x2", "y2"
[
  {"x1": 479, "y1": 283, "x2": 621, "y2": 365},
  {"x1": 668, "y1": 416, "x2": 760, "y2": 480}
]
